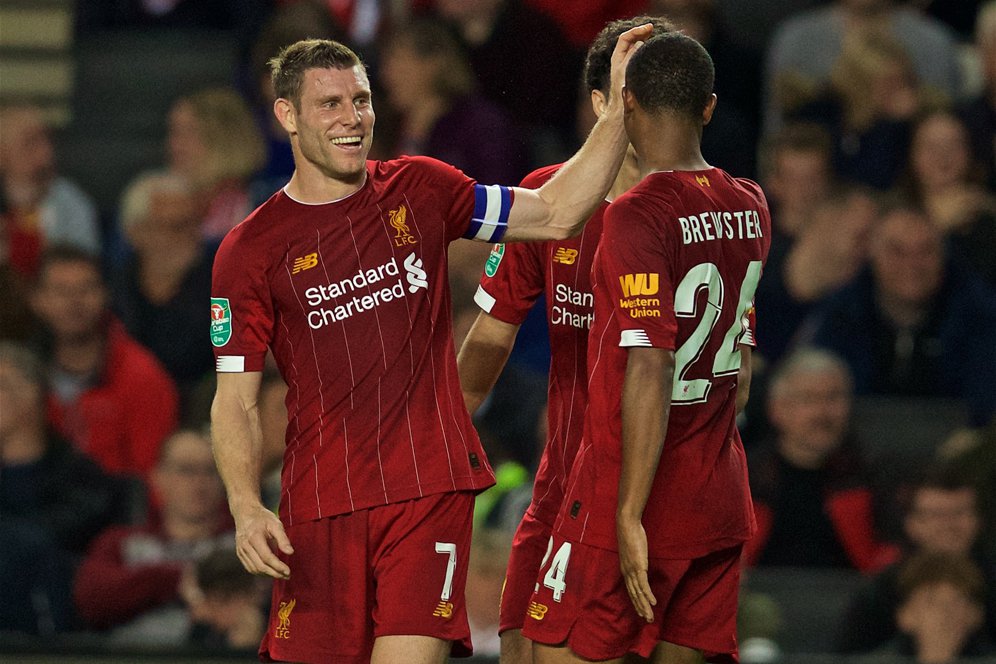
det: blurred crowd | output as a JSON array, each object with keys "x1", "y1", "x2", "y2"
[{"x1": 1, "y1": 0, "x2": 996, "y2": 661}]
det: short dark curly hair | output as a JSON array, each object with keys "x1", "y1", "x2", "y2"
[
  {"x1": 625, "y1": 32, "x2": 714, "y2": 119},
  {"x1": 582, "y1": 15, "x2": 675, "y2": 95}
]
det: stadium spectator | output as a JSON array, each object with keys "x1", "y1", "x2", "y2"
[
  {"x1": 379, "y1": 18, "x2": 527, "y2": 185},
  {"x1": 959, "y1": 2, "x2": 996, "y2": 190},
  {"x1": 432, "y1": 0, "x2": 581, "y2": 163},
  {"x1": 74, "y1": 429, "x2": 234, "y2": 645},
  {"x1": 902, "y1": 109, "x2": 996, "y2": 287},
  {"x1": 30, "y1": 245, "x2": 179, "y2": 479},
  {"x1": 883, "y1": 551, "x2": 996, "y2": 661},
  {"x1": 764, "y1": 0, "x2": 961, "y2": 134},
  {"x1": 745, "y1": 347, "x2": 899, "y2": 572},
  {"x1": 165, "y1": 87, "x2": 265, "y2": 242},
  {"x1": 111, "y1": 172, "x2": 216, "y2": 401},
  {"x1": 182, "y1": 547, "x2": 269, "y2": 652},
  {"x1": 786, "y1": 30, "x2": 935, "y2": 191},
  {"x1": 839, "y1": 467, "x2": 996, "y2": 652},
  {"x1": 802, "y1": 204, "x2": 996, "y2": 425},
  {"x1": 0, "y1": 342, "x2": 128, "y2": 634},
  {"x1": 756, "y1": 187, "x2": 877, "y2": 364},
  {"x1": 0, "y1": 106, "x2": 100, "y2": 277}
]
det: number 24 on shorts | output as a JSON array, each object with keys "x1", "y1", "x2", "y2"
[{"x1": 535, "y1": 538, "x2": 572, "y2": 602}]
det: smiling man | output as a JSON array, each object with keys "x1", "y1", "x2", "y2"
[{"x1": 209, "y1": 32, "x2": 649, "y2": 664}]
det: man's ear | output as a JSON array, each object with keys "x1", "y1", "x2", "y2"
[
  {"x1": 274, "y1": 98, "x2": 297, "y2": 135},
  {"x1": 590, "y1": 88, "x2": 608, "y2": 118},
  {"x1": 702, "y1": 93, "x2": 718, "y2": 126},
  {"x1": 621, "y1": 86, "x2": 637, "y2": 114}
]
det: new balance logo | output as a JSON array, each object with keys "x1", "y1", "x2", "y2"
[
  {"x1": 552, "y1": 247, "x2": 578, "y2": 265},
  {"x1": 619, "y1": 273, "x2": 659, "y2": 297},
  {"x1": 696, "y1": 175, "x2": 711, "y2": 187},
  {"x1": 527, "y1": 602, "x2": 548, "y2": 620},
  {"x1": 404, "y1": 252, "x2": 428, "y2": 293},
  {"x1": 433, "y1": 601, "x2": 454, "y2": 619},
  {"x1": 292, "y1": 253, "x2": 318, "y2": 274}
]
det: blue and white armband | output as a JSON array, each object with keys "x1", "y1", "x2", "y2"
[{"x1": 465, "y1": 184, "x2": 512, "y2": 243}]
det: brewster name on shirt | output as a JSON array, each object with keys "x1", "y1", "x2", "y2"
[
  {"x1": 552, "y1": 284, "x2": 594, "y2": 329},
  {"x1": 303, "y1": 255, "x2": 424, "y2": 330},
  {"x1": 678, "y1": 209, "x2": 764, "y2": 246}
]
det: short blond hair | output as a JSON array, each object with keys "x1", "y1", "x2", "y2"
[
  {"x1": 119, "y1": 171, "x2": 192, "y2": 230},
  {"x1": 177, "y1": 87, "x2": 265, "y2": 187}
]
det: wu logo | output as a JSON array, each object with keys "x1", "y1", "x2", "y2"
[
  {"x1": 292, "y1": 253, "x2": 318, "y2": 274},
  {"x1": 619, "y1": 273, "x2": 659, "y2": 297},
  {"x1": 390, "y1": 205, "x2": 417, "y2": 247},
  {"x1": 275, "y1": 599, "x2": 296, "y2": 639},
  {"x1": 695, "y1": 174, "x2": 711, "y2": 187},
  {"x1": 552, "y1": 248, "x2": 578, "y2": 265},
  {"x1": 403, "y1": 252, "x2": 428, "y2": 293}
]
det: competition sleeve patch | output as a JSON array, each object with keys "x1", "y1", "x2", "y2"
[
  {"x1": 474, "y1": 285, "x2": 497, "y2": 313},
  {"x1": 465, "y1": 184, "x2": 512, "y2": 242}
]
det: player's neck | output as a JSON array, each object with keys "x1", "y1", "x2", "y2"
[
  {"x1": 608, "y1": 155, "x2": 641, "y2": 201},
  {"x1": 635, "y1": 124, "x2": 709, "y2": 175},
  {"x1": 285, "y1": 165, "x2": 367, "y2": 205}
]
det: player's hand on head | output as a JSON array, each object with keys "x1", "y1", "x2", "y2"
[
  {"x1": 607, "y1": 23, "x2": 653, "y2": 114},
  {"x1": 617, "y1": 517, "x2": 656, "y2": 622},
  {"x1": 233, "y1": 504, "x2": 295, "y2": 580}
]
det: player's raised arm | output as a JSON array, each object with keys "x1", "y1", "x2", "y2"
[
  {"x1": 457, "y1": 311, "x2": 520, "y2": 414},
  {"x1": 498, "y1": 23, "x2": 651, "y2": 242},
  {"x1": 211, "y1": 372, "x2": 294, "y2": 580}
]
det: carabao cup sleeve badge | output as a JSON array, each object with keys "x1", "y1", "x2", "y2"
[
  {"x1": 210, "y1": 297, "x2": 232, "y2": 347},
  {"x1": 484, "y1": 243, "x2": 505, "y2": 277}
]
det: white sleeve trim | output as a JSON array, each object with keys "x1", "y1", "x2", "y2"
[
  {"x1": 216, "y1": 355, "x2": 246, "y2": 372},
  {"x1": 619, "y1": 329, "x2": 652, "y2": 347},
  {"x1": 474, "y1": 285, "x2": 497, "y2": 313}
]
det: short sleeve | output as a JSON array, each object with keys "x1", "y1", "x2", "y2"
[
  {"x1": 475, "y1": 241, "x2": 544, "y2": 324},
  {"x1": 210, "y1": 230, "x2": 274, "y2": 373},
  {"x1": 599, "y1": 196, "x2": 679, "y2": 350},
  {"x1": 414, "y1": 156, "x2": 513, "y2": 245}
]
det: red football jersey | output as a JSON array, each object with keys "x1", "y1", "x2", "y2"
[
  {"x1": 556, "y1": 168, "x2": 771, "y2": 558},
  {"x1": 211, "y1": 157, "x2": 513, "y2": 525},
  {"x1": 475, "y1": 164, "x2": 605, "y2": 525}
]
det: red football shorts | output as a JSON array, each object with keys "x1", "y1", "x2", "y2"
[
  {"x1": 259, "y1": 491, "x2": 475, "y2": 663},
  {"x1": 521, "y1": 532, "x2": 743, "y2": 663},
  {"x1": 499, "y1": 511, "x2": 554, "y2": 634}
]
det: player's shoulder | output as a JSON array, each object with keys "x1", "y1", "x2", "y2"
[
  {"x1": 217, "y1": 189, "x2": 285, "y2": 250},
  {"x1": 519, "y1": 163, "x2": 564, "y2": 189},
  {"x1": 374, "y1": 154, "x2": 469, "y2": 184},
  {"x1": 727, "y1": 174, "x2": 769, "y2": 208}
]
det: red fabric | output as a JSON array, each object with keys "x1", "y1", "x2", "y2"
[
  {"x1": 477, "y1": 163, "x2": 604, "y2": 526},
  {"x1": 556, "y1": 170, "x2": 771, "y2": 559},
  {"x1": 744, "y1": 490, "x2": 900, "y2": 573},
  {"x1": 827, "y1": 488, "x2": 901, "y2": 573},
  {"x1": 48, "y1": 320, "x2": 179, "y2": 479},
  {"x1": 211, "y1": 157, "x2": 494, "y2": 526},
  {"x1": 74, "y1": 525, "x2": 184, "y2": 629},
  {"x1": 499, "y1": 510, "x2": 553, "y2": 633},
  {"x1": 4, "y1": 211, "x2": 43, "y2": 277},
  {"x1": 525, "y1": 0, "x2": 651, "y2": 47},
  {"x1": 260, "y1": 492, "x2": 474, "y2": 662},
  {"x1": 522, "y1": 532, "x2": 741, "y2": 662}
]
